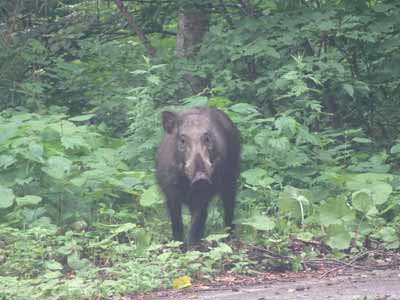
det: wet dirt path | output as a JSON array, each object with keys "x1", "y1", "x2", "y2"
[{"x1": 158, "y1": 269, "x2": 400, "y2": 300}]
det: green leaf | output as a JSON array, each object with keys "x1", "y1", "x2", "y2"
[
  {"x1": 147, "y1": 74, "x2": 161, "y2": 85},
  {"x1": 376, "y1": 227, "x2": 400, "y2": 249},
  {"x1": 67, "y1": 253, "x2": 90, "y2": 271},
  {"x1": 182, "y1": 96, "x2": 208, "y2": 107},
  {"x1": 296, "y1": 232, "x2": 314, "y2": 242},
  {"x1": 29, "y1": 143, "x2": 44, "y2": 162},
  {"x1": 16, "y1": 195, "x2": 42, "y2": 207},
  {"x1": 42, "y1": 156, "x2": 72, "y2": 179},
  {"x1": 370, "y1": 183, "x2": 392, "y2": 205},
  {"x1": 46, "y1": 260, "x2": 63, "y2": 271},
  {"x1": 241, "y1": 168, "x2": 274, "y2": 187},
  {"x1": 0, "y1": 155, "x2": 17, "y2": 169},
  {"x1": 343, "y1": 84, "x2": 354, "y2": 98},
  {"x1": 140, "y1": 185, "x2": 163, "y2": 207},
  {"x1": 275, "y1": 116, "x2": 297, "y2": 135},
  {"x1": 68, "y1": 114, "x2": 95, "y2": 122},
  {"x1": 0, "y1": 122, "x2": 20, "y2": 144},
  {"x1": 278, "y1": 186, "x2": 309, "y2": 220},
  {"x1": 319, "y1": 196, "x2": 354, "y2": 225},
  {"x1": 326, "y1": 224, "x2": 352, "y2": 250},
  {"x1": 205, "y1": 233, "x2": 229, "y2": 242},
  {"x1": 241, "y1": 214, "x2": 275, "y2": 231},
  {"x1": 61, "y1": 135, "x2": 88, "y2": 150},
  {"x1": 130, "y1": 69, "x2": 148, "y2": 75},
  {"x1": 208, "y1": 97, "x2": 232, "y2": 108},
  {"x1": 0, "y1": 185, "x2": 15, "y2": 208},
  {"x1": 346, "y1": 174, "x2": 392, "y2": 205},
  {"x1": 390, "y1": 144, "x2": 400, "y2": 154},
  {"x1": 352, "y1": 137, "x2": 373, "y2": 144},
  {"x1": 351, "y1": 190, "x2": 375, "y2": 215},
  {"x1": 229, "y1": 103, "x2": 258, "y2": 114},
  {"x1": 113, "y1": 223, "x2": 136, "y2": 234},
  {"x1": 346, "y1": 173, "x2": 393, "y2": 190}
]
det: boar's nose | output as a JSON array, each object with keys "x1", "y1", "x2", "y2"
[{"x1": 191, "y1": 171, "x2": 212, "y2": 186}]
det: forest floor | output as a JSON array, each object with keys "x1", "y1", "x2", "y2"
[
  {"x1": 127, "y1": 267, "x2": 400, "y2": 300},
  {"x1": 164, "y1": 269, "x2": 400, "y2": 300},
  {"x1": 127, "y1": 268, "x2": 400, "y2": 300},
  {"x1": 122, "y1": 250, "x2": 400, "y2": 300}
]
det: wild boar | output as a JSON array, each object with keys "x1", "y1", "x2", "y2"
[{"x1": 156, "y1": 106, "x2": 240, "y2": 246}]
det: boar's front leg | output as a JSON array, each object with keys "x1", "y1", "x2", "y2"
[
  {"x1": 220, "y1": 177, "x2": 236, "y2": 232},
  {"x1": 164, "y1": 187, "x2": 184, "y2": 242},
  {"x1": 188, "y1": 198, "x2": 210, "y2": 246}
]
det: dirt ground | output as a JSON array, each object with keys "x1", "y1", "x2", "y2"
[
  {"x1": 137, "y1": 269, "x2": 400, "y2": 300},
  {"x1": 175, "y1": 269, "x2": 400, "y2": 300}
]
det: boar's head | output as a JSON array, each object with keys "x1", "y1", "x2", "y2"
[{"x1": 162, "y1": 110, "x2": 219, "y2": 187}]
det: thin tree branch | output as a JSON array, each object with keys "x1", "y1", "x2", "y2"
[{"x1": 114, "y1": 0, "x2": 156, "y2": 56}]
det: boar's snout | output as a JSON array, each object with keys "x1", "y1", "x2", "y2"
[{"x1": 186, "y1": 153, "x2": 213, "y2": 187}]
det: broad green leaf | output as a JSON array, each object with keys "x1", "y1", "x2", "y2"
[
  {"x1": 0, "y1": 155, "x2": 16, "y2": 169},
  {"x1": 370, "y1": 183, "x2": 392, "y2": 205},
  {"x1": 0, "y1": 122, "x2": 20, "y2": 144},
  {"x1": 346, "y1": 173, "x2": 393, "y2": 190},
  {"x1": 61, "y1": 135, "x2": 88, "y2": 150},
  {"x1": 275, "y1": 116, "x2": 297, "y2": 135},
  {"x1": 346, "y1": 174, "x2": 392, "y2": 205},
  {"x1": 135, "y1": 228, "x2": 152, "y2": 256},
  {"x1": 229, "y1": 103, "x2": 258, "y2": 114},
  {"x1": 46, "y1": 260, "x2": 63, "y2": 271},
  {"x1": 205, "y1": 233, "x2": 229, "y2": 241},
  {"x1": 390, "y1": 144, "x2": 400, "y2": 154},
  {"x1": 68, "y1": 114, "x2": 95, "y2": 122},
  {"x1": 319, "y1": 196, "x2": 354, "y2": 225},
  {"x1": 208, "y1": 97, "x2": 232, "y2": 108},
  {"x1": 351, "y1": 190, "x2": 375, "y2": 215},
  {"x1": 0, "y1": 186, "x2": 15, "y2": 208},
  {"x1": 140, "y1": 185, "x2": 163, "y2": 207},
  {"x1": 42, "y1": 156, "x2": 72, "y2": 179},
  {"x1": 296, "y1": 232, "x2": 314, "y2": 242},
  {"x1": 326, "y1": 224, "x2": 352, "y2": 250},
  {"x1": 183, "y1": 96, "x2": 208, "y2": 107},
  {"x1": 29, "y1": 143, "x2": 44, "y2": 162},
  {"x1": 376, "y1": 227, "x2": 400, "y2": 249},
  {"x1": 241, "y1": 214, "x2": 275, "y2": 231},
  {"x1": 268, "y1": 137, "x2": 290, "y2": 152},
  {"x1": 113, "y1": 223, "x2": 136, "y2": 234},
  {"x1": 67, "y1": 253, "x2": 90, "y2": 271},
  {"x1": 343, "y1": 84, "x2": 354, "y2": 98},
  {"x1": 241, "y1": 168, "x2": 274, "y2": 187},
  {"x1": 16, "y1": 195, "x2": 42, "y2": 207},
  {"x1": 278, "y1": 186, "x2": 309, "y2": 220},
  {"x1": 147, "y1": 74, "x2": 161, "y2": 85}
]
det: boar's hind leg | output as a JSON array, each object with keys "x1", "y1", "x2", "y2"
[
  {"x1": 165, "y1": 189, "x2": 184, "y2": 242},
  {"x1": 188, "y1": 200, "x2": 210, "y2": 246},
  {"x1": 221, "y1": 178, "x2": 236, "y2": 232}
]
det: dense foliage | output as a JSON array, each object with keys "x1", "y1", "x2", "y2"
[{"x1": 0, "y1": 0, "x2": 399, "y2": 299}]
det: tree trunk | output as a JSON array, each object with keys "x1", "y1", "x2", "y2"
[{"x1": 176, "y1": 6, "x2": 209, "y2": 95}]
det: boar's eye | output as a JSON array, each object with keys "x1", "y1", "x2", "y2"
[{"x1": 203, "y1": 133, "x2": 212, "y2": 148}]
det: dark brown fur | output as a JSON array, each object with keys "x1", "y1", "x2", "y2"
[{"x1": 156, "y1": 107, "x2": 240, "y2": 246}]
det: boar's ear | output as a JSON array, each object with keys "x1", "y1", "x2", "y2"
[{"x1": 162, "y1": 111, "x2": 178, "y2": 134}]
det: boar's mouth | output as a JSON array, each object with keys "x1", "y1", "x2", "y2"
[{"x1": 191, "y1": 171, "x2": 212, "y2": 187}]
